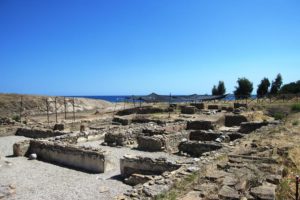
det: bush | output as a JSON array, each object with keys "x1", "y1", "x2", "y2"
[
  {"x1": 12, "y1": 115, "x2": 21, "y2": 122},
  {"x1": 273, "y1": 112, "x2": 285, "y2": 120},
  {"x1": 292, "y1": 120, "x2": 299, "y2": 126},
  {"x1": 291, "y1": 104, "x2": 300, "y2": 112}
]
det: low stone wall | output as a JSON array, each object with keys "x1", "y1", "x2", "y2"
[
  {"x1": 48, "y1": 130, "x2": 106, "y2": 144},
  {"x1": 187, "y1": 120, "x2": 216, "y2": 130},
  {"x1": 234, "y1": 103, "x2": 248, "y2": 109},
  {"x1": 189, "y1": 130, "x2": 221, "y2": 141},
  {"x1": 13, "y1": 140, "x2": 30, "y2": 156},
  {"x1": 207, "y1": 105, "x2": 219, "y2": 110},
  {"x1": 178, "y1": 141, "x2": 222, "y2": 157},
  {"x1": 239, "y1": 121, "x2": 269, "y2": 134},
  {"x1": 116, "y1": 106, "x2": 169, "y2": 116},
  {"x1": 112, "y1": 117, "x2": 131, "y2": 125},
  {"x1": 137, "y1": 135, "x2": 165, "y2": 151},
  {"x1": 120, "y1": 155, "x2": 181, "y2": 178},
  {"x1": 104, "y1": 130, "x2": 136, "y2": 146},
  {"x1": 16, "y1": 128, "x2": 66, "y2": 138},
  {"x1": 29, "y1": 140, "x2": 106, "y2": 173},
  {"x1": 137, "y1": 132, "x2": 188, "y2": 153},
  {"x1": 224, "y1": 114, "x2": 248, "y2": 127},
  {"x1": 181, "y1": 106, "x2": 196, "y2": 114},
  {"x1": 190, "y1": 103, "x2": 205, "y2": 110},
  {"x1": 221, "y1": 106, "x2": 234, "y2": 112}
]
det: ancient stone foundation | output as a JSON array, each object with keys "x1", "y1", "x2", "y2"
[
  {"x1": 28, "y1": 140, "x2": 106, "y2": 173},
  {"x1": 178, "y1": 141, "x2": 222, "y2": 157},
  {"x1": 137, "y1": 132, "x2": 188, "y2": 153},
  {"x1": 13, "y1": 140, "x2": 30, "y2": 156},
  {"x1": 207, "y1": 105, "x2": 219, "y2": 110},
  {"x1": 187, "y1": 120, "x2": 216, "y2": 130},
  {"x1": 239, "y1": 121, "x2": 269, "y2": 134},
  {"x1": 112, "y1": 117, "x2": 131, "y2": 125},
  {"x1": 181, "y1": 106, "x2": 196, "y2": 114},
  {"x1": 189, "y1": 130, "x2": 221, "y2": 141},
  {"x1": 190, "y1": 103, "x2": 205, "y2": 110},
  {"x1": 224, "y1": 114, "x2": 248, "y2": 127},
  {"x1": 120, "y1": 155, "x2": 180, "y2": 178},
  {"x1": 104, "y1": 130, "x2": 136, "y2": 146},
  {"x1": 16, "y1": 128, "x2": 66, "y2": 138}
]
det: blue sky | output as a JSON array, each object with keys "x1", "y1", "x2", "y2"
[{"x1": 0, "y1": 0, "x2": 299, "y2": 95}]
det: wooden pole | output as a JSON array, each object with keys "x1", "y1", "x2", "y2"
[
  {"x1": 20, "y1": 96, "x2": 23, "y2": 123},
  {"x1": 168, "y1": 93, "x2": 171, "y2": 118},
  {"x1": 46, "y1": 98, "x2": 50, "y2": 125},
  {"x1": 296, "y1": 175, "x2": 299, "y2": 200},
  {"x1": 64, "y1": 97, "x2": 67, "y2": 120},
  {"x1": 72, "y1": 97, "x2": 75, "y2": 122},
  {"x1": 55, "y1": 97, "x2": 58, "y2": 123}
]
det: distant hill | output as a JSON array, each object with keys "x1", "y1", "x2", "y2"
[{"x1": 0, "y1": 93, "x2": 112, "y2": 117}]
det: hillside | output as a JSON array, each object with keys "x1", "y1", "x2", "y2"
[{"x1": 0, "y1": 93, "x2": 113, "y2": 117}]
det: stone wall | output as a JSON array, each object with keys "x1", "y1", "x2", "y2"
[
  {"x1": 207, "y1": 105, "x2": 219, "y2": 110},
  {"x1": 181, "y1": 106, "x2": 196, "y2": 114},
  {"x1": 28, "y1": 140, "x2": 106, "y2": 173},
  {"x1": 112, "y1": 117, "x2": 131, "y2": 125},
  {"x1": 234, "y1": 103, "x2": 248, "y2": 109},
  {"x1": 224, "y1": 115, "x2": 248, "y2": 127},
  {"x1": 239, "y1": 121, "x2": 269, "y2": 134},
  {"x1": 104, "y1": 130, "x2": 136, "y2": 146},
  {"x1": 178, "y1": 141, "x2": 222, "y2": 157},
  {"x1": 189, "y1": 130, "x2": 221, "y2": 141},
  {"x1": 120, "y1": 155, "x2": 180, "y2": 178},
  {"x1": 190, "y1": 103, "x2": 205, "y2": 110},
  {"x1": 116, "y1": 106, "x2": 169, "y2": 116},
  {"x1": 13, "y1": 140, "x2": 30, "y2": 156},
  {"x1": 187, "y1": 120, "x2": 216, "y2": 130},
  {"x1": 48, "y1": 130, "x2": 106, "y2": 144},
  {"x1": 16, "y1": 128, "x2": 66, "y2": 138},
  {"x1": 137, "y1": 132, "x2": 188, "y2": 153}
]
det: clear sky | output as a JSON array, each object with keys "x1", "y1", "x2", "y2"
[{"x1": 0, "y1": 0, "x2": 299, "y2": 96}]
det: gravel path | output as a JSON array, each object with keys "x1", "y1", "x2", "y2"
[{"x1": 0, "y1": 136, "x2": 188, "y2": 200}]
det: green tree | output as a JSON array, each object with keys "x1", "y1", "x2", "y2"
[
  {"x1": 234, "y1": 77, "x2": 253, "y2": 99},
  {"x1": 280, "y1": 80, "x2": 300, "y2": 94},
  {"x1": 257, "y1": 77, "x2": 270, "y2": 98},
  {"x1": 270, "y1": 73, "x2": 283, "y2": 95},
  {"x1": 217, "y1": 81, "x2": 226, "y2": 95},
  {"x1": 212, "y1": 85, "x2": 218, "y2": 95}
]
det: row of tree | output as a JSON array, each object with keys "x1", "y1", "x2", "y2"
[{"x1": 211, "y1": 74, "x2": 287, "y2": 98}]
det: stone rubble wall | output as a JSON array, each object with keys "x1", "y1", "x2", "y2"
[
  {"x1": 48, "y1": 130, "x2": 106, "y2": 144},
  {"x1": 16, "y1": 128, "x2": 66, "y2": 138},
  {"x1": 224, "y1": 114, "x2": 248, "y2": 127},
  {"x1": 28, "y1": 140, "x2": 106, "y2": 173},
  {"x1": 239, "y1": 121, "x2": 269, "y2": 134},
  {"x1": 13, "y1": 140, "x2": 30, "y2": 156},
  {"x1": 187, "y1": 120, "x2": 216, "y2": 130},
  {"x1": 181, "y1": 106, "x2": 196, "y2": 114},
  {"x1": 207, "y1": 105, "x2": 219, "y2": 110},
  {"x1": 120, "y1": 155, "x2": 181, "y2": 178},
  {"x1": 137, "y1": 131, "x2": 188, "y2": 153},
  {"x1": 190, "y1": 103, "x2": 205, "y2": 110},
  {"x1": 179, "y1": 141, "x2": 223, "y2": 157},
  {"x1": 189, "y1": 130, "x2": 222, "y2": 141}
]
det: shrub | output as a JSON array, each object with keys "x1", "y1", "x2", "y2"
[
  {"x1": 292, "y1": 120, "x2": 299, "y2": 126},
  {"x1": 291, "y1": 104, "x2": 300, "y2": 112},
  {"x1": 12, "y1": 115, "x2": 21, "y2": 122},
  {"x1": 273, "y1": 112, "x2": 285, "y2": 120}
]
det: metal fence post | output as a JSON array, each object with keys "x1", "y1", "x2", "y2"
[{"x1": 296, "y1": 175, "x2": 299, "y2": 200}]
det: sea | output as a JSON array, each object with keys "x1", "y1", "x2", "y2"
[{"x1": 72, "y1": 94, "x2": 257, "y2": 103}]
